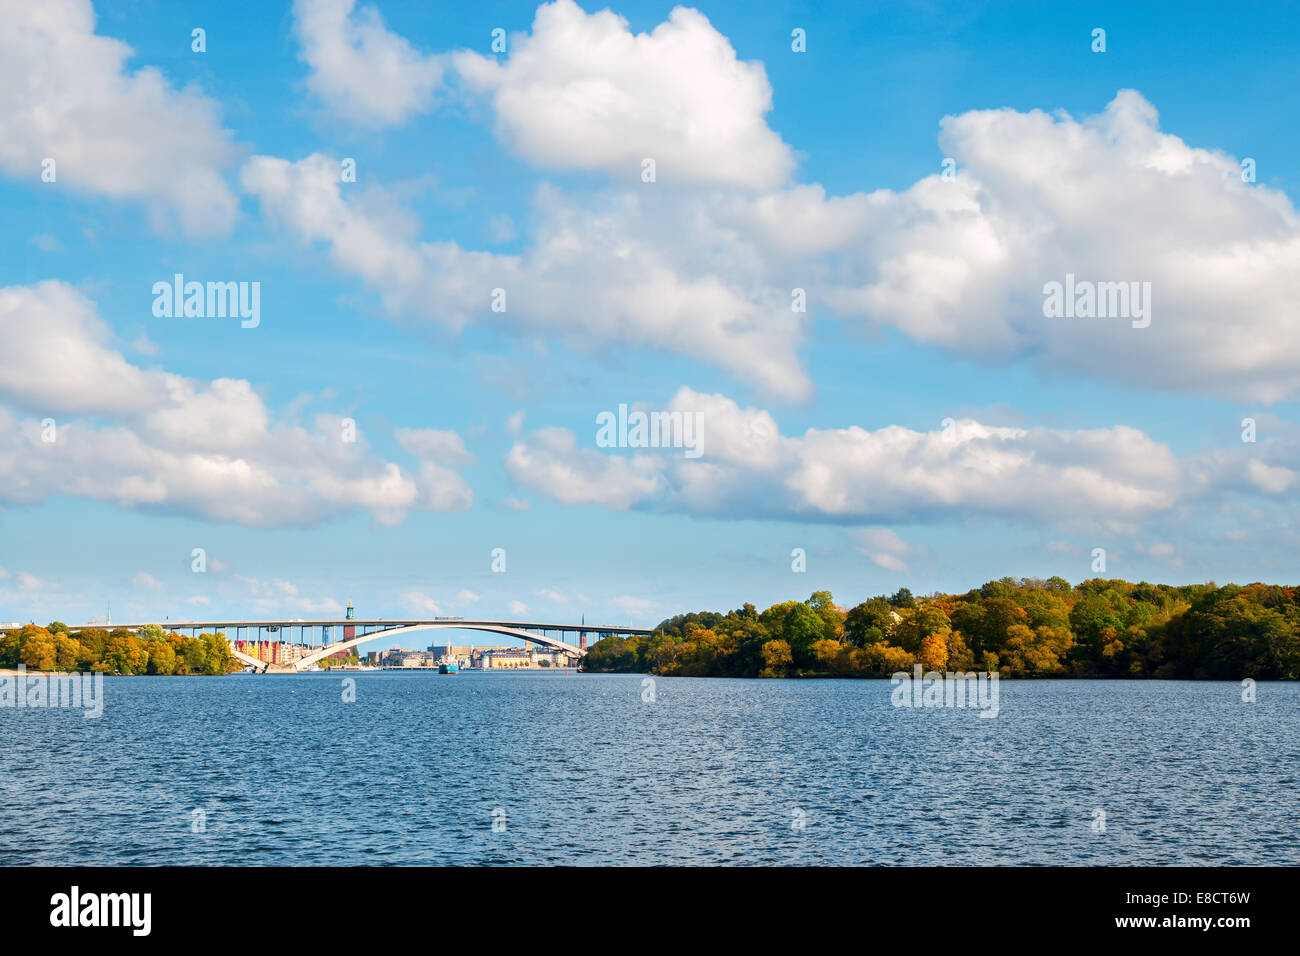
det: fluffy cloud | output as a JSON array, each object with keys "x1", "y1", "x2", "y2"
[
  {"x1": 612, "y1": 595, "x2": 656, "y2": 614},
  {"x1": 243, "y1": 79, "x2": 1300, "y2": 405},
  {"x1": 0, "y1": 0, "x2": 239, "y2": 235},
  {"x1": 394, "y1": 429, "x2": 476, "y2": 511},
  {"x1": 395, "y1": 427, "x2": 476, "y2": 468},
  {"x1": 505, "y1": 426, "x2": 663, "y2": 510},
  {"x1": 453, "y1": 0, "x2": 794, "y2": 188},
  {"x1": 0, "y1": 281, "x2": 164, "y2": 416},
  {"x1": 253, "y1": 2, "x2": 810, "y2": 397},
  {"x1": 814, "y1": 91, "x2": 1300, "y2": 402},
  {"x1": 505, "y1": 388, "x2": 1198, "y2": 526},
  {"x1": 263, "y1": 0, "x2": 1300, "y2": 405},
  {"x1": 402, "y1": 591, "x2": 443, "y2": 615},
  {"x1": 0, "y1": 282, "x2": 473, "y2": 527},
  {"x1": 0, "y1": 570, "x2": 57, "y2": 604},
  {"x1": 1180, "y1": 430, "x2": 1300, "y2": 503},
  {"x1": 854, "y1": 529, "x2": 914, "y2": 573},
  {"x1": 1135, "y1": 541, "x2": 1183, "y2": 570},
  {"x1": 1246, "y1": 460, "x2": 1297, "y2": 495},
  {"x1": 242, "y1": 156, "x2": 811, "y2": 398},
  {"x1": 292, "y1": 0, "x2": 443, "y2": 126},
  {"x1": 237, "y1": 576, "x2": 344, "y2": 615}
]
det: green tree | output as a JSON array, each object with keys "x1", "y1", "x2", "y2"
[
  {"x1": 179, "y1": 637, "x2": 208, "y2": 675},
  {"x1": 890, "y1": 587, "x2": 916, "y2": 609},
  {"x1": 0, "y1": 628, "x2": 21, "y2": 667},
  {"x1": 807, "y1": 591, "x2": 843, "y2": 637},
  {"x1": 807, "y1": 590, "x2": 835, "y2": 612},
  {"x1": 780, "y1": 603, "x2": 831, "y2": 666},
  {"x1": 844, "y1": 597, "x2": 895, "y2": 647}
]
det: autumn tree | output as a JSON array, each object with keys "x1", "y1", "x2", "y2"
[
  {"x1": 54, "y1": 634, "x2": 82, "y2": 671},
  {"x1": 106, "y1": 633, "x2": 149, "y2": 674},
  {"x1": 178, "y1": 636, "x2": 208, "y2": 675},
  {"x1": 918, "y1": 632, "x2": 950, "y2": 672},
  {"x1": 893, "y1": 606, "x2": 952, "y2": 654},
  {"x1": 759, "y1": 639, "x2": 793, "y2": 678},
  {"x1": 148, "y1": 641, "x2": 178, "y2": 676},
  {"x1": 811, "y1": 638, "x2": 848, "y2": 674},
  {"x1": 17, "y1": 626, "x2": 57, "y2": 671}
]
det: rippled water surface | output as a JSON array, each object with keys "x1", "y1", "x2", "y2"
[{"x1": 2, "y1": 673, "x2": 1295, "y2": 865}]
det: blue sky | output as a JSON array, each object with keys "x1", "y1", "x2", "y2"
[{"x1": 1, "y1": 0, "x2": 1297, "y2": 652}]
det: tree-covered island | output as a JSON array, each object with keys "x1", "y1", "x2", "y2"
[
  {"x1": 581, "y1": 578, "x2": 1300, "y2": 679},
  {"x1": 1, "y1": 623, "x2": 236, "y2": 675}
]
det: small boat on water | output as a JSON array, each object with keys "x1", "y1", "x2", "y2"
[{"x1": 437, "y1": 655, "x2": 459, "y2": 674}]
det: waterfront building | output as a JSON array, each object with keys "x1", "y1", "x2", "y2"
[
  {"x1": 427, "y1": 644, "x2": 475, "y2": 660},
  {"x1": 399, "y1": 652, "x2": 437, "y2": 668},
  {"x1": 481, "y1": 649, "x2": 528, "y2": 669}
]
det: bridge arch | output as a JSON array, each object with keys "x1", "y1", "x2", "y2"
[
  {"x1": 229, "y1": 645, "x2": 268, "y2": 670},
  {"x1": 290, "y1": 622, "x2": 585, "y2": 671}
]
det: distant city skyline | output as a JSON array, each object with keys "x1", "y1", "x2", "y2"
[{"x1": 2, "y1": 0, "x2": 1298, "y2": 660}]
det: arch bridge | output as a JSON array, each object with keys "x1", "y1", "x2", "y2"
[{"x1": 96, "y1": 618, "x2": 653, "y2": 673}]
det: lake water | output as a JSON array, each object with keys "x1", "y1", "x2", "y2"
[{"x1": 2, "y1": 672, "x2": 1295, "y2": 865}]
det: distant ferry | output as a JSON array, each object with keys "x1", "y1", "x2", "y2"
[{"x1": 437, "y1": 656, "x2": 459, "y2": 674}]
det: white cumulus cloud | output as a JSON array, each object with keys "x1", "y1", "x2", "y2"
[
  {"x1": 505, "y1": 387, "x2": 1205, "y2": 527},
  {"x1": 505, "y1": 426, "x2": 663, "y2": 510},
  {"x1": 0, "y1": 0, "x2": 240, "y2": 235},
  {"x1": 292, "y1": 0, "x2": 444, "y2": 126},
  {"x1": 241, "y1": 156, "x2": 811, "y2": 399},
  {"x1": 453, "y1": 0, "x2": 794, "y2": 189},
  {"x1": 815, "y1": 91, "x2": 1300, "y2": 402},
  {"x1": 0, "y1": 282, "x2": 474, "y2": 528},
  {"x1": 402, "y1": 591, "x2": 443, "y2": 615}
]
